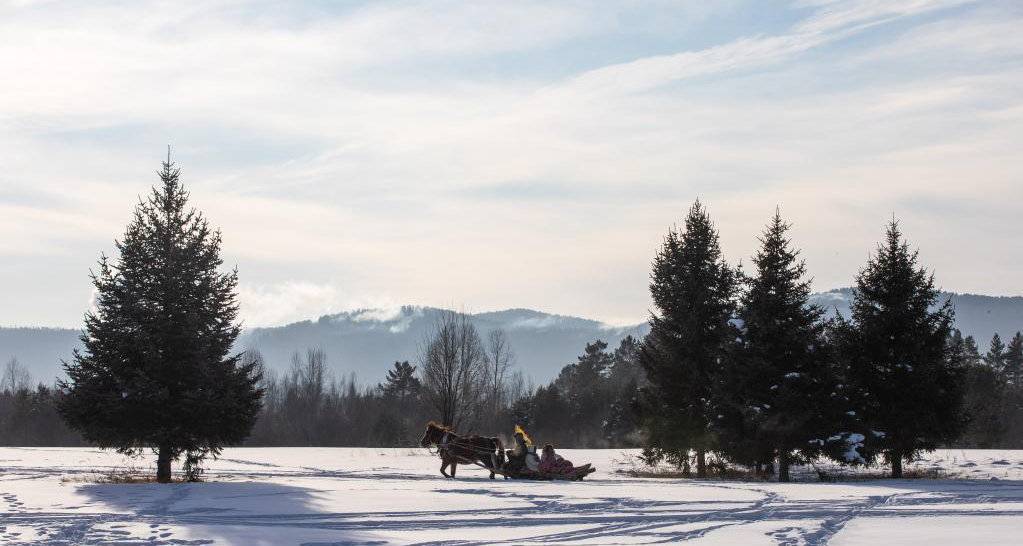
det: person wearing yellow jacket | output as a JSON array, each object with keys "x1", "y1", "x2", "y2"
[{"x1": 503, "y1": 425, "x2": 540, "y2": 475}]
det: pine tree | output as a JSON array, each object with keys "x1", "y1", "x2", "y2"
[
  {"x1": 381, "y1": 361, "x2": 421, "y2": 405},
  {"x1": 57, "y1": 156, "x2": 263, "y2": 483},
  {"x1": 378, "y1": 360, "x2": 422, "y2": 444},
  {"x1": 957, "y1": 330, "x2": 1007, "y2": 447},
  {"x1": 550, "y1": 340, "x2": 614, "y2": 445},
  {"x1": 714, "y1": 210, "x2": 849, "y2": 481},
  {"x1": 963, "y1": 335, "x2": 983, "y2": 367},
  {"x1": 1003, "y1": 333, "x2": 1023, "y2": 386},
  {"x1": 639, "y1": 200, "x2": 737, "y2": 477},
  {"x1": 985, "y1": 333, "x2": 1007, "y2": 374},
  {"x1": 610, "y1": 335, "x2": 644, "y2": 389},
  {"x1": 836, "y1": 221, "x2": 966, "y2": 478}
]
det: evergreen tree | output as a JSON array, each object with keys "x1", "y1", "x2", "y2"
[
  {"x1": 962, "y1": 335, "x2": 983, "y2": 367},
  {"x1": 552, "y1": 340, "x2": 614, "y2": 445},
  {"x1": 639, "y1": 200, "x2": 737, "y2": 477},
  {"x1": 836, "y1": 221, "x2": 966, "y2": 477},
  {"x1": 378, "y1": 360, "x2": 422, "y2": 444},
  {"x1": 1004, "y1": 333, "x2": 1023, "y2": 386},
  {"x1": 57, "y1": 157, "x2": 262, "y2": 483},
  {"x1": 609, "y1": 335, "x2": 644, "y2": 389},
  {"x1": 985, "y1": 333, "x2": 1007, "y2": 374},
  {"x1": 714, "y1": 210, "x2": 848, "y2": 481},
  {"x1": 605, "y1": 336, "x2": 645, "y2": 446},
  {"x1": 381, "y1": 361, "x2": 422, "y2": 405},
  {"x1": 956, "y1": 330, "x2": 1007, "y2": 447}
]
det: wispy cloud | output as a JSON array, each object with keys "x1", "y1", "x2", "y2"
[{"x1": 0, "y1": 0, "x2": 1020, "y2": 328}]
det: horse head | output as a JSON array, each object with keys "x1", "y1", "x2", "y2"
[{"x1": 420, "y1": 421, "x2": 448, "y2": 447}]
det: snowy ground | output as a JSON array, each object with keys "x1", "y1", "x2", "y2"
[{"x1": 2, "y1": 447, "x2": 1023, "y2": 545}]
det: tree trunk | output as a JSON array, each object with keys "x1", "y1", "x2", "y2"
[
  {"x1": 778, "y1": 450, "x2": 790, "y2": 482},
  {"x1": 891, "y1": 452, "x2": 903, "y2": 478},
  {"x1": 696, "y1": 449, "x2": 707, "y2": 478},
  {"x1": 157, "y1": 445, "x2": 173, "y2": 483}
]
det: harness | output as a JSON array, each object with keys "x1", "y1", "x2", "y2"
[{"x1": 429, "y1": 431, "x2": 501, "y2": 470}]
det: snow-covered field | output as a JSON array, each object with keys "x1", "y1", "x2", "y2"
[{"x1": 2, "y1": 447, "x2": 1023, "y2": 545}]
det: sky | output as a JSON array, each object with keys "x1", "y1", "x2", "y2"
[{"x1": 0, "y1": 0, "x2": 1021, "y2": 329}]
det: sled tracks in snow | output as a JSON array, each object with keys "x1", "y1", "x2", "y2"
[{"x1": 3, "y1": 460, "x2": 1023, "y2": 545}]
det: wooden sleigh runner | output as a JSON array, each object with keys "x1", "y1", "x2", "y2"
[{"x1": 499, "y1": 462, "x2": 596, "y2": 481}]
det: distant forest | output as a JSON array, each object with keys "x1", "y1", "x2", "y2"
[{"x1": 3, "y1": 326, "x2": 1021, "y2": 451}]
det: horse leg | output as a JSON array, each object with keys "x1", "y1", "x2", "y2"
[
  {"x1": 450, "y1": 461, "x2": 457, "y2": 478},
  {"x1": 440, "y1": 458, "x2": 450, "y2": 478}
]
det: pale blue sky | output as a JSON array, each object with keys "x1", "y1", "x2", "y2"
[{"x1": 1, "y1": 0, "x2": 1021, "y2": 327}]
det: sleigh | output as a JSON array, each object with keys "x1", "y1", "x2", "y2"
[
  {"x1": 447, "y1": 449, "x2": 597, "y2": 481},
  {"x1": 497, "y1": 463, "x2": 596, "y2": 481},
  {"x1": 420, "y1": 422, "x2": 595, "y2": 481},
  {"x1": 448, "y1": 451, "x2": 596, "y2": 480}
]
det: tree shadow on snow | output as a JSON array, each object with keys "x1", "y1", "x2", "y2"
[{"x1": 72, "y1": 481, "x2": 389, "y2": 546}]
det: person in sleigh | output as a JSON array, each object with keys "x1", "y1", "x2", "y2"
[
  {"x1": 503, "y1": 425, "x2": 540, "y2": 476},
  {"x1": 539, "y1": 444, "x2": 576, "y2": 475}
]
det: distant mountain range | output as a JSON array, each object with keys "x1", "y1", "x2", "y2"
[{"x1": 2, "y1": 290, "x2": 1021, "y2": 386}]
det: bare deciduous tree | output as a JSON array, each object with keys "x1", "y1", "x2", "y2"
[
  {"x1": 1, "y1": 358, "x2": 31, "y2": 393},
  {"x1": 419, "y1": 310, "x2": 487, "y2": 431},
  {"x1": 483, "y1": 327, "x2": 515, "y2": 429},
  {"x1": 505, "y1": 370, "x2": 528, "y2": 407}
]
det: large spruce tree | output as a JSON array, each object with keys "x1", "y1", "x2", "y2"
[
  {"x1": 58, "y1": 157, "x2": 262, "y2": 483},
  {"x1": 837, "y1": 221, "x2": 966, "y2": 477},
  {"x1": 639, "y1": 200, "x2": 737, "y2": 477},
  {"x1": 714, "y1": 210, "x2": 849, "y2": 481}
]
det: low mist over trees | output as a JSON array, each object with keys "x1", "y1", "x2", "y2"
[{"x1": 511, "y1": 336, "x2": 644, "y2": 449}]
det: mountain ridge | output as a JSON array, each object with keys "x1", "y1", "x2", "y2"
[{"x1": 2, "y1": 290, "x2": 1020, "y2": 386}]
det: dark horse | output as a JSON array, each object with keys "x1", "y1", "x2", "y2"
[{"x1": 419, "y1": 422, "x2": 505, "y2": 479}]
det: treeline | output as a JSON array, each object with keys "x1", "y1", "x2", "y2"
[
  {"x1": 510, "y1": 337, "x2": 644, "y2": 448},
  {"x1": 0, "y1": 359, "x2": 84, "y2": 446},
  {"x1": 960, "y1": 331, "x2": 1023, "y2": 447},
  {"x1": 245, "y1": 350, "x2": 431, "y2": 446},
  {"x1": 1, "y1": 330, "x2": 647, "y2": 450},
  {"x1": 4, "y1": 327, "x2": 1022, "y2": 457},
  {"x1": 243, "y1": 326, "x2": 644, "y2": 448}
]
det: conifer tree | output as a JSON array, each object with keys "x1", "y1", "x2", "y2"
[
  {"x1": 1003, "y1": 333, "x2": 1023, "y2": 386},
  {"x1": 639, "y1": 200, "x2": 737, "y2": 477},
  {"x1": 714, "y1": 210, "x2": 848, "y2": 481},
  {"x1": 381, "y1": 361, "x2": 422, "y2": 405},
  {"x1": 985, "y1": 333, "x2": 1007, "y2": 373},
  {"x1": 957, "y1": 330, "x2": 1007, "y2": 447},
  {"x1": 962, "y1": 334, "x2": 983, "y2": 367},
  {"x1": 836, "y1": 221, "x2": 966, "y2": 477},
  {"x1": 57, "y1": 156, "x2": 263, "y2": 483}
]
